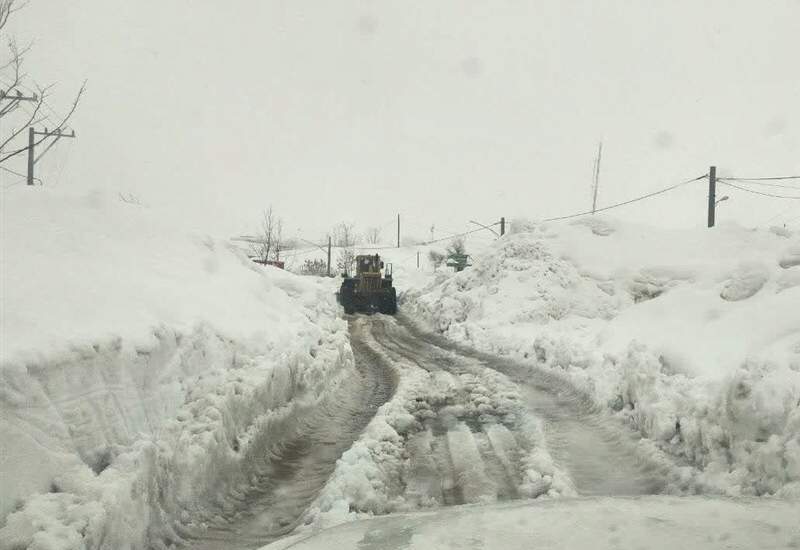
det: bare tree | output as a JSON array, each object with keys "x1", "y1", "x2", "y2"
[
  {"x1": 0, "y1": 1, "x2": 86, "y2": 171},
  {"x1": 365, "y1": 226, "x2": 382, "y2": 244},
  {"x1": 250, "y1": 207, "x2": 281, "y2": 263},
  {"x1": 333, "y1": 222, "x2": 358, "y2": 274},
  {"x1": 273, "y1": 218, "x2": 284, "y2": 261}
]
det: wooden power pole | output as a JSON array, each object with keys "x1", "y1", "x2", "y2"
[
  {"x1": 397, "y1": 214, "x2": 400, "y2": 248},
  {"x1": 707, "y1": 166, "x2": 717, "y2": 228},
  {"x1": 0, "y1": 89, "x2": 39, "y2": 158},
  {"x1": 327, "y1": 235, "x2": 332, "y2": 277},
  {"x1": 27, "y1": 127, "x2": 76, "y2": 185},
  {"x1": 500, "y1": 217, "x2": 505, "y2": 236}
]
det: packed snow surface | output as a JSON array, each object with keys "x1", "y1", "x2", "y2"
[
  {"x1": 299, "y1": 316, "x2": 574, "y2": 533},
  {"x1": 264, "y1": 496, "x2": 800, "y2": 550},
  {"x1": 0, "y1": 189, "x2": 353, "y2": 549},
  {"x1": 403, "y1": 218, "x2": 800, "y2": 497}
]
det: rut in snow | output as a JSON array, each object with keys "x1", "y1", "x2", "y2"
[
  {"x1": 184, "y1": 320, "x2": 397, "y2": 550},
  {"x1": 188, "y1": 312, "x2": 667, "y2": 549},
  {"x1": 363, "y1": 318, "x2": 552, "y2": 506},
  {"x1": 372, "y1": 315, "x2": 668, "y2": 497}
]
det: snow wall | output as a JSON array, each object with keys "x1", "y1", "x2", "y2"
[
  {"x1": 403, "y1": 217, "x2": 800, "y2": 497},
  {"x1": 0, "y1": 189, "x2": 352, "y2": 549}
]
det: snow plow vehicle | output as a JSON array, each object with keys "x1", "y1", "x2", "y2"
[{"x1": 337, "y1": 254, "x2": 397, "y2": 315}]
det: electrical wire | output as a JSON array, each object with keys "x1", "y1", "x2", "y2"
[
  {"x1": 718, "y1": 178, "x2": 800, "y2": 189},
  {"x1": 719, "y1": 176, "x2": 800, "y2": 181},
  {"x1": 718, "y1": 181, "x2": 800, "y2": 200},
  {"x1": 419, "y1": 223, "x2": 501, "y2": 245},
  {"x1": 0, "y1": 164, "x2": 42, "y2": 184},
  {"x1": 541, "y1": 173, "x2": 708, "y2": 222}
]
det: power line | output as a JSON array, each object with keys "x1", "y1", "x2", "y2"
[
  {"x1": 420, "y1": 223, "x2": 501, "y2": 245},
  {"x1": 720, "y1": 176, "x2": 800, "y2": 182},
  {"x1": 0, "y1": 164, "x2": 42, "y2": 184},
  {"x1": 355, "y1": 221, "x2": 502, "y2": 249},
  {"x1": 718, "y1": 178, "x2": 800, "y2": 189},
  {"x1": 0, "y1": 79, "x2": 65, "y2": 122},
  {"x1": 541, "y1": 173, "x2": 708, "y2": 222},
  {"x1": 718, "y1": 181, "x2": 800, "y2": 200}
]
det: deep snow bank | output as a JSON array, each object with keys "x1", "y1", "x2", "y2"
[
  {"x1": 403, "y1": 217, "x2": 800, "y2": 497},
  {"x1": 0, "y1": 189, "x2": 351, "y2": 549}
]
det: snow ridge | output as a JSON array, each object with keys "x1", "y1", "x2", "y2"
[
  {"x1": 0, "y1": 189, "x2": 355, "y2": 549},
  {"x1": 402, "y1": 218, "x2": 800, "y2": 497}
]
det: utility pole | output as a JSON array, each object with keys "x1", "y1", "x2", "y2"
[
  {"x1": 0, "y1": 89, "x2": 39, "y2": 119},
  {"x1": 591, "y1": 142, "x2": 603, "y2": 214},
  {"x1": 500, "y1": 217, "x2": 505, "y2": 236},
  {"x1": 0, "y1": 89, "x2": 38, "y2": 104},
  {"x1": 327, "y1": 235, "x2": 332, "y2": 277},
  {"x1": 417, "y1": 250, "x2": 420, "y2": 269},
  {"x1": 0, "y1": 89, "x2": 38, "y2": 156},
  {"x1": 27, "y1": 126, "x2": 76, "y2": 185},
  {"x1": 397, "y1": 214, "x2": 400, "y2": 248},
  {"x1": 707, "y1": 166, "x2": 717, "y2": 228}
]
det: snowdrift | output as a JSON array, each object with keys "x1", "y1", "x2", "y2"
[
  {"x1": 0, "y1": 189, "x2": 352, "y2": 549},
  {"x1": 403, "y1": 217, "x2": 800, "y2": 497}
]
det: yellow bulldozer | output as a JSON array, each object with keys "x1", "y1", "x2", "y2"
[{"x1": 337, "y1": 254, "x2": 397, "y2": 314}]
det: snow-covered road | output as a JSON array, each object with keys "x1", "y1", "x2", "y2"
[
  {"x1": 190, "y1": 313, "x2": 678, "y2": 549},
  {"x1": 372, "y1": 315, "x2": 670, "y2": 497},
  {"x1": 185, "y1": 322, "x2": 397, "y2": 550}
]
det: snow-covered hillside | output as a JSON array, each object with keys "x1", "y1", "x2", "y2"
[
  {"x1": 0, "y1": 189, "x2": 352, "y2": 549},
  {"x1": 403, "y1": 217, "x2": 800, "y2": 497}
]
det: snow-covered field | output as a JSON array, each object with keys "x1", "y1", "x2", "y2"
[
  {"x1": 402, "y1": 218, "x2": 800, "y2": 497},
  {"x1": 0, "y1": 189, "x2": 353, "y2": 549}
]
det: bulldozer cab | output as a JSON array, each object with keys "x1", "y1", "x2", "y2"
[
  {"x1": 354, "y1": 254, "x2": 392, "y2": 277},
  {"x1": 355, "y1": 254, "x2": 383, "y2": 275}
]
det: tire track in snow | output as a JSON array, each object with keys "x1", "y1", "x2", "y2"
[
  {"x1": 360, "y1": 316, "x2": 565, "y2": 506},
  {"x1": 185, "y1": 319, "x2": 396, "y2": 550},
  {"x1": 378, "y1": 315, "x2": 670, "y2": 497}
]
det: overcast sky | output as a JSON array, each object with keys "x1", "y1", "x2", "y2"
[{"x1": 4, "y1": 1, "x2": 799, "y2": 240}]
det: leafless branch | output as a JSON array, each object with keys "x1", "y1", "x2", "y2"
[
  {"x1": 333, "y1": 222, "x2": 359, "y2": 273},
  {"x1": 249, "y1": 206, "x2": 285, "y2": 263},
  {"x1": 0, "y1": 84, "x2": 46, "y2": 154},
  {"x1": 365, "y1": 226, "x2": 382, "y2": 244},
  {"x1": 0, "y1": 2, "x2": 85, "y2": 172},
  {"x1": 0, "y1": 80, "x2": 85, "y2": 164},
  {"x1": 0, "y1": 1, "x2": 28, "y2": 32}
]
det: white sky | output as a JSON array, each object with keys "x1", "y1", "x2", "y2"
[{"x1": 4, "y1": 0, "x2": 800, "y2": 240}]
